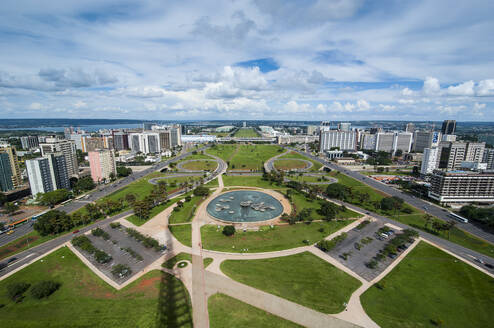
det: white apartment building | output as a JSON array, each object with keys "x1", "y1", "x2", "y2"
[
  {"x1": 40, "y1": 138, "x2": 78, "y2": 177},
  {"x1": 421, "y1": 148, "x2": 439, "y2": 175},
  {"x1": 319, "y1": 130, "x2": 356, "y2": 151}
]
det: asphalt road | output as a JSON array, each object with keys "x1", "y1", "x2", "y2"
[
  {"x1": 0, "y1": 148, "x2": 227, "y2": 277},
  {"x1": 0, "y1": 147, "x2": 212, "y2": 248}
]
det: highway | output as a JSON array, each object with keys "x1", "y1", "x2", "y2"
[
  {"x1": 288, "y1": 147, "x2": 494, "y2": 247},
  {"x1": 0, "y1": 147, "x2": 213, "y2": 248},
  {"x1": 0, "y1": 147, "x2": 226, "y2": 277}
]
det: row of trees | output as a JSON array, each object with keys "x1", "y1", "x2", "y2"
[
  {"x1": 6, "y1": 280, "x2": 60, "y2": 302},
  {"x1": 459, "y1": 205, "x2": 494, "y2": 229}
]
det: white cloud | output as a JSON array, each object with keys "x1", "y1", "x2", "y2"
[
  {"x1": 74, "y1": 100, "x2": 87, "y2": 108},
  {"x1": 357, "y1": 99, "x2": 370, "y2": 111},
  {"x1": 401, "y1": 88, "x2": 414, "y2": 96},
  {"x1": 477, "y1": 79, "x2": 494, "y2": 96},
  {"x1": 447, "y1": 80, "x2": 474, "y2": 96},
  {"x1": 423, "y1": 77, "x2": 441, "y2": 95},
  {"x1": 379, "y1": 104, "x2": 396, "y2": 111}
]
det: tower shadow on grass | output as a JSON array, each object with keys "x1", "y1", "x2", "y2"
[{"x1": 156, "y1": 271, "x2": 193, "y2": 328}]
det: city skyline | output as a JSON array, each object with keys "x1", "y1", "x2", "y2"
[{"x1": 1, "y1": 0, "x2": 494, "y2": 121}]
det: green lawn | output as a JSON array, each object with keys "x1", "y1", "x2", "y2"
[
  {"x1": 290, "y1": 191, "x2": 362, "y2": 220},
  {"x1": 222, "y1": 175, "x2": 285, "y2": 189},
  {"x1": 169, "y1": 196, "x2": 204, "y2": 224},
  {"x1": 201, "y1": 220, "x2": 353, "y2": 253},
  {"x1": 279, "y1": 151, "x2": 323, "y2": 171},
  {"x1": 361, "y1": 242, "x2": 494, "y2": 328},
  {"x1": 221, "y1": 252, "x2": 361, "y2": 313},
  {"x1": 0, "y1": 247, "x2": 192, "y2": 328},
  {"x1": 204, "y1": 177, "x2": 219, "y2": 187},
  {"x1": 229, "y1": 145, "x2": 284, "y2": 171},
  {"x1": 328, "y1": 171, "x2": 494, "y2": 257},
  {"x1": 169, "y1": 224, "x2": 192, "y2": 247},
  {"x1": 274, "y1": 159, "x2": 308, "y2": 170},
  {"x1": 286, "y1": 174, "x2": 332, "y2": 184},
  {"x1": 233, "y1": 127, "x2": 259, "y2": 138},
  {"x1": 208, "y1": 293, "x2": 303, "y2": 328},
  {"x1": 206, "y1": 145, "x2": 238, "y2": 163},
  {"x1": 181, "y1": 160, "x2": 217, "y2": 171}
]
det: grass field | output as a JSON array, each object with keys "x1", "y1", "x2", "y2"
[
  {"x1": 290, "y1": 191, "x2": 362, "y2": 220},
  {"x1": 328, "y1": 171, "x2": 494, "y2": 257},
  {"x1": 169, "y1": 196, "x2": 203, "y2": 224},
  {"x1": 206, "y1": 144, "x2": 238, "y2": 163},
  {"x1": 180, "y1": 160, "x2": 217, "y2": 171},
  {"x1": 229, "y1": 144, "x2": 283, "y2": 171},
  {"x1": 279, "y1": 151, "x2": 323, "y2": 171},
  {"x1": 208, "y1": 293, "x2": 303, "y2": 328},
  {"x1": 204, "y1": 177, "x2": 219, "y2": 187},
  {"x1": 274, "y1": 159, "x2": 309, "y2": 170},
  {"x1": 222, "y1": 175, "x2": 285, "y2": 189},
  {"x1": 221, "y1": 252, "x2": 361, "y2": 313},
  {"x1": 201, "y1": 220, "x2": 353, "y2": 253},
  {"x1": 286, "y1": 174, "x2": 333, "y2": 184},
  {"x1": 361, "y1": 242, "x2": 494, "y2": 328},
  {"x1": 162, "y1": 252, "x2": 213, "y2": 269},
  {"x1": 0, "y1": 247, "x2": 192, "y2": 328},
  {"x1": 233, "y1": 127, "x2": 259, "y2": 138},
  {"x1": 169, "y1": 224, "x2": 192, "y2": 247}
]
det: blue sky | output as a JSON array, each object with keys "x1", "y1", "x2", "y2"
[{"x1": 0, "y1": 0, "x2": 493, "y2": 121}]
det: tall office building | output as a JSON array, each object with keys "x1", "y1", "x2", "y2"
[
  {"x1": 68, "y1": 133, "x2": 88, "y2": 151},
  {"x1": 483, "y1": 148, "x2": 494, "y2": 170},
  {"x1": 319, "y1": 121, "x2": 331, "y2": 132},
  {"x1": 129, "y1": 132, "x2": 160, "y2": 154},
  {"x1": 112, "y1": 131, "x2": 129, "y2": 151},
  {"x1": 441, "y1": 120, "x2": 456, "y2": 135},
  {"x1": 307, "y1": 125, "x2": 317, "y2": 136},
  {"x1": 319, "y1": 130, "x2": 356, "y2": 151},
  {"x1": 393, "y1": 132, "x2": 413, "y2": 153},
  {"x1": 159, "y1": 131, "x2": 171, "y2": 151},
  {"x1": 421, "y1": 148, "x2": 439, "y2": 175},
  {"x1": 405, "y1": 123, "x2": 415, "y2": 133},
  {"x1": 20, "y1": 136, "x2": 40, "y2": 150},
  {"x1": 170, "y1": 125, "x2": 182, "y2": 147},
  {"x1": 429, "y1": 170, "x2": 494, "y2": 203},
  {"x1": 0, "y1": 153, "x2": 14, "y2": 192},
  {"x1": 437, "y1": 141, "x2": 485, "y2": 171},
  {"x1": 413, "y1": 131, "x2": 441, "y2": 153},
  {"x1": 464, "y1": 142, "x2": 485, "y2": 163},
  {"x1": 40, "y1": 138, "x2": 78, "y2": 177},
  {"x1": 243, "y1": 121, "x2": 247, "y2": 128},
  {"x1": 26, "y1": 153, "x2": 69, "y2": 196},
  {"x1": 0, "y1": 146, "x2": 22, "y2": 190},
  {"x1": 360, "y1": 133, "x2": 377, "y2": 150},
  {"x1": 88, "y1": 149, "x2": 117, "y2": 183},
  {"x1": 337, "y1": 123, "x2": 351, "y2": 132},
  {"x1": 375, "y1": 133, "x2": 395, "y2": 152}
]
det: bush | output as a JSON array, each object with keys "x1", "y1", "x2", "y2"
[
  {"x1": 316, "y1": 232, "x2": 347, "y2": 252},
  {"x1": 34, "y1": 210, "x2": 73, "y2": 236},
  {"x1": 30, "y1": 281, "x2": 60, "y2": 299},
  {"x1": 94, "y1": 250, "x2": 112, "y2": 263},
  {"x1": 111, "y1": 264, "x2": 132, "y2": 278},
  {"x1": 91, "y1": 227, "x2": 110, "y2": 240},
  {"x1": 222, "y1": 225, "x2": 236, "y2": 236},
  {"x1": 110, "y1": 222, "x2": 121, "y2": 229},
  {"x1": 125, "y1": 228, "x2": 164, "y2": 251},
  {"x1": 193, "y1": 186, "x2": 209, "y2": 197},
  {"x1": 6, "y1": 282, "x2": 30, "y2": 302},
  {"x1": 37, "y1": 189, "x2": 71, "y2": 207}
]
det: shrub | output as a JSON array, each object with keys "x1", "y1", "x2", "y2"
[
  {"x1": 193, "y1": 186, "x2": 210, "y2": 197},
  {"x1": 91, "y1": 228, "x2": 110, "y2": 240},
  {"x1": 111, "y1": 264, "x2": 132, "y2": 278},
  {"x1": 222, "y1": 225, "x2": 236, "y2": 236},
  {"x1": 30, "y1": 281, "x2": 60, "y2": 299},
  {"x1": 6, "y1": 282, "x2": 30, "y2": 302},
  {"x1": 110, "y1": 222, "x2": 121, "y2": 229},
  {"x1": 94, "y1": 250, "x2": 112, "y2": 264},
  {"x1": 125, "y1": 228, "x2": 164, "y2": 251},
  {"x1": 316, "y1": 232, "x2": 347, "y2": 252}
]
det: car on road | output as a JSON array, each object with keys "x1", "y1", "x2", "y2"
[
  {"x1": 7, "y1": 257, "x2": 17, "y2": 264},
  {"x1": 485, "y1": 263, "x2": 494, "y2": 269},
  {"x1": 7, "y1": 230, "x2": 14, "y2": 235},
  {"x1": 73, "y1": 230, "x2": 80, "y2": 234},
  {"x1": 474, "y1": 258, "x2": 485, "y2": 265}
]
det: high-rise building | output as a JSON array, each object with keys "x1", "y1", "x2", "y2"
[
  {"x1": 405, "y1": 123, "x2": 415, "y2": 133},
  {"x1": 129, "y1": 132, "x2": 161, "y2": 154},
  {"x1": 375, "y1": 132, "x2": 395, "y2": 152},
  {"x1": 20, "y1": 136, "x2": 40, "y2": 150},
  {"x1": 40, "y1": 138, "x2": 78, "y2": 177},
  {"x1": 413, "y1": 131, "x2": 441, "y2": 152},
  {"x1": 0, "y1": 146, "x2": 22, "y2": 190},
  {"x1": 159, "y1": 131, "x2": 171, "y2": 151},
  {"x1": 393, "y1": 132, "x2": 413, "y2": 153},
  {"x1": 429, "y1": 170, "x2": 494, "y2": 203},
  {"x1": 0, "y1": 153, "x2": 14, "y2": 192},
  {"x1": 243, "y1": 121, "x2": 247, "y2": 128},
  {"x1": 68, "y1": 133, "x2": 89, "y2": 151},
  {"x1": 307, "y1": 125, "x2": 317, "y2": 135},
  {"x1": 319, "y1": 121, "x2": 331, "y2": 132},
  {"x1": 483, "y1": 148, "x2": 494, "y2": 170},
  {"x1": 26, "y1": 153, "x2": 69, "y2": 196},
  {"x1": 88, "y1": 149, "x2": 116, "y2": 183},
  {"x1": 437, "y1": 141, "x2": 485, "y2": 171},
  {"x1": 319, "y1": 130, "x2": 356, "y2": 151},
  {"x1": 170, "y1": 125, "x2": 182, "y2": 147},
  {"x1": 112, "y1": 131, "x2": 129, "y2": 151},
  {"x1": 441, "y1": 120, "x2": 456, "y2": 135},
  {"x1": 143, "y1": 122, "x2": 156, "y2": 130},
  {"x1": 360, "y1": 133, "x2": 377, "y2": 150},
  {"x1": 337, "y1": 123, "x2": 351, "y2": 132},
  {"x1": 421, "y1": 148, "x2": 439, "y2": 175}
]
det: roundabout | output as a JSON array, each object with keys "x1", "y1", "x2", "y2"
[
  {"x1": 206, "y1": 189, "x2": 287, "y2": 223},
  {"x1": 273, "y1": 158, "x2": 313, "y2": 172},
  {"x1": 178, "y1": 159, "x2": 218, "y2": 172}
]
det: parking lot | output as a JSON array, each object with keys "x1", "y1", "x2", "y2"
[
  {"x1": 327, "y1": 220, "x2": 407, "y2": 281},
  {"x1": 73, "y1": 224, "x2": 166, "y2": 283}
]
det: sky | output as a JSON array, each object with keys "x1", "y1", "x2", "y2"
[{"x1": 1, "y1": 0, "x2": 494, "y2": 121}]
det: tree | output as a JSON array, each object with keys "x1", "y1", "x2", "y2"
[
  {"x1": 318, "y1": 202, "x2": 340, "y2": 221},
  {"x1": 193, "y1": 186, "x2": 209, "y2": 197},
  {"x1": 37, "y1": 189, "x2": 71, "y2": 206},
  {"x1": 6, "y1": 282, "x2": 30, "y2": 302},
  {"x1": 117, "y1": 166, "x2": 133, "y2": 177},
  {"x1": 133, "y1": 200, "x2": 151, "y2": 220},
  {"x1": 423, "y1": 214, "x2": 433, "y2": 230},
  {"x1": 3, "y1": 202, "x2": 19, "y2": 214},
  {"x1": 73, "y1": 176, "x2": 96, "y2": 194},
  {"x1": 325, "y1": 183, "x2": 351, "y2": 200},
  {"x1": 33, "y1": 210, "x2": 73, "y2": 236},
  {"x1": 222, "y1": 225, "x2": 235, "y2": 236},
  {"x1": 109, "y1": 172, "x2": 116, "y2": 182},
  {"x1": 125, "y1": 193, "x2": 137, "y2": 205}
]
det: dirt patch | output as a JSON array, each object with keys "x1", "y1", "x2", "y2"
[{"x1": 126, "y1": 274, "x2": 161, "y2": 297}]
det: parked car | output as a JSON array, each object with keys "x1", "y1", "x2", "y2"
[{"x1": 72, "y1": 230, "x2": 80, "y2": 234}]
